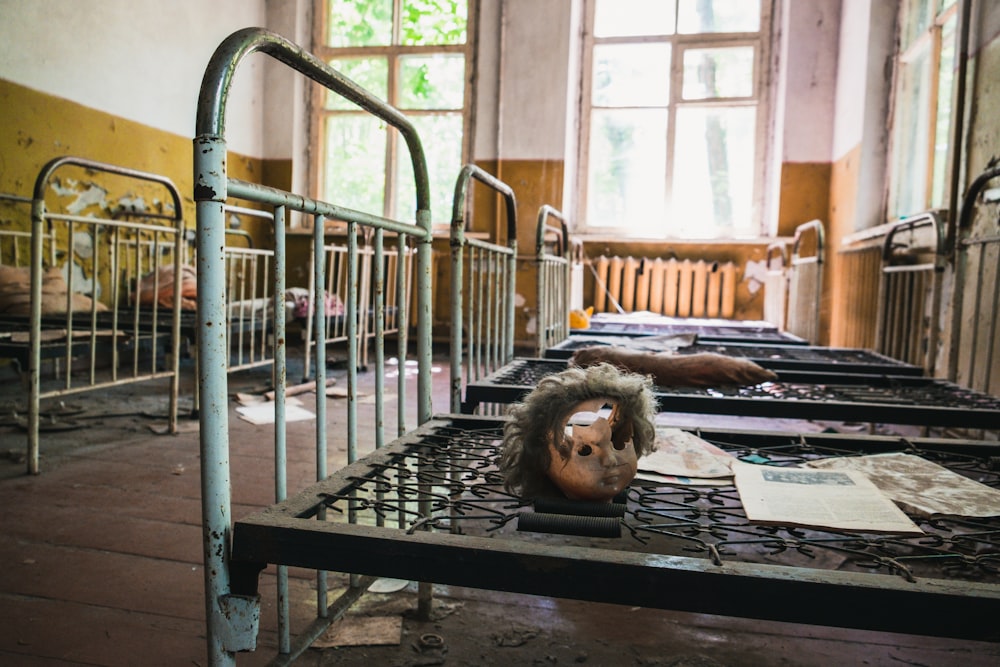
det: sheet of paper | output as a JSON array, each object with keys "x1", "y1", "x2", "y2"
[
  {"x1": 235, "y1": 398, "x2": 314, "y2": 425},
  {"x1": 637, "y1": 427, "x2": 734, "y2": 479},
  {"x1": 733, "y1": 460, "x2": 923, "y2": 534},
  {"x1": 807, "y1": 452, "x2": 1000, "y2": 518}
]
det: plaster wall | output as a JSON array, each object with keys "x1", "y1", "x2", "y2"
[{"x1": 0, "y1": 0, "x2": 268, "y2": 158}]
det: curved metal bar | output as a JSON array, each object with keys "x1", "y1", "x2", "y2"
[
  {"x1": 449, "y1": 164, "x2": 519, "y2": 413},
  {"x1": 881, "y1": 210, "x2": 946, "y2": 266},
  {"x1": 765, "y1": 241, "x2": 787, "y2": 271},
  {"x1": 450, "y1": 163, "x2": 518, "y2": 244},
  {"x1": 791, "y1": 218, "x2": 825, "y2": 265},
  {"x1": 958, "y1": 162, "x2": 1000, "y2": 231},
  {"x1": 195, "y1": 27, "x2": 429, "y2": 211},
  {"x1": 536, "y1": 204, "x2": 568, "y2": 258},
  {"x1": 194, "y1": 27, "x2": 435, "y2": 665},
  {"x1": 535, "y1": 206, "x2": 570, "y2": 356},
  {"x1": 28, "y1": 156, "x2": 185, "y2": 475}
]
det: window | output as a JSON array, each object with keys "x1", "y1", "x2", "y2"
[
  {"x1": 314, "y1": 0, "x2": 470, "y2": 223},
  {"x1": 579, "y1": 0, "x2": 770, "y2": 239},
  {"x1": 886, "y1": 0, "x2": 958, "y2": 220}
]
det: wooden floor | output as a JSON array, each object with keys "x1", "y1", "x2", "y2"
[{"x1": 0, "y1": 353, "x2": 998, "y2": 666}]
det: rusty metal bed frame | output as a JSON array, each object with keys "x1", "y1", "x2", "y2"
[
  {"x1": 0, "y1": 158, "x2": 187, "y2": 474},
  {"x1": 542, "y1": 337, "x2": 924, "y2": 375},
  {"x1": 448, "y1": 164, "x2": 519, "y2": 414},
  {"x1": 194, "y1": 30, "x2": 1000, "y2": 667},
  {"x1": 195, "y1": 28, "x2": 436, "y2": 666},
  {"x1": 459, "y1": 357, "x2": 1000, "y2": 429},
  {"x1": 231, "y1": 415, "x2": 1000, "y2": 643}
]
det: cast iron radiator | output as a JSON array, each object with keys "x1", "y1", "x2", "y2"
[
  {"x1": 230, "y1": 416, "x2": 1000, "y2": 641},
  {"x1": 460, "y1": 358, "x2": 1000, "y2": 429}
]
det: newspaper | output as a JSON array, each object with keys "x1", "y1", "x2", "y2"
[
  {"x1": 807, "y1": 452, "x2": 1000, "y2": 518},
  {"x1": 733, "y1": 460, "x2": 924, "y2": 534},
  {"x1": 635, "y1": 427, "x2": 735, "y2": 486}
]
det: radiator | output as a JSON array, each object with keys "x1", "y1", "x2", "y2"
[
  {"x1": 592, "y1": 256, "x2": 737, "y2": 318},
  {"x1": 833, "y1": 244, "x2": 881, "y2": 349}
]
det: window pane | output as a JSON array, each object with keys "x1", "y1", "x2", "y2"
[
  {"x1": 586, "y1": 109, "x2": 668, "y2": 230},
  {"x1": 401, "y1": 0, "x2": 467, "y2": 45},
  {"x1": 672, "y1": 106, "x2": 756, "y2": 237},
  {"x1": 326, "y1": 0, "x2": 393, "y2": 47},
  {"x1": 888, "y1": 41, "x2": 931, "y2": 218},
  {"x1": 682, "y1": 46, "x2": 754, "y2": 99},
  {"x1": 398, "y1": 54, "x2": 465, "y2": 109},
  {"x1": 677, "y1": 0, "x2": 760, "y2": 34},
  {"x1": 931, "y1": 13, "x2": 957, "y2": 207},
  {"x1": 323, "y1": 114, "x2": 387, "y2": 215},
  {"x1": 594, "y1": 0, "x2": 675, "y2": 37},
  {"x1": 325, "y1": 58, "x2": 389, "y2": 110},
  {"x1": 901, "y1": 0, "x2": 932, "y2": 50},
  {"x1": 394, "y1": 114, "x2": 463, "y2": 223},
  {"x1": 593, "y1": 44, "x2": 670, "y2": 107}
]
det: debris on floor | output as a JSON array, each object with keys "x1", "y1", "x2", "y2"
[{"x1": 311, "y1": 615, "x2": 402, "y2": 649}]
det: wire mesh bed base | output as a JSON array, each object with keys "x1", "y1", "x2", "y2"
[
  {"x1": 544, "y1": 336, "x2": 923, "y2": 375},
  {"x1": 574, "y1": 314, "x2": 808, "y2": 345},
  {"x1": 460, "y1": 358, "x2": 1000, "y2": 429},
  {"x1": 230, "y1": 415, "x2": 1000, "y2": 642}
]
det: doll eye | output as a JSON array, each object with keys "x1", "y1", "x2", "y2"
[
  {"x1": 612, "y1": 438, "x2": 627, "y2": 451},
  {"x1": 577, "y1": 444, "x2": 593, "y2": 456}
]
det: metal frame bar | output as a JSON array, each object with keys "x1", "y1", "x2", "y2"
[
  {"x1": 449, "y1": 164, "x2": 518, "y2": 413},
  {"x1": 785, "y1": 219, "x2": 824, "y2": 343},
  {"x1": 229, "y1": 415, "x2": 1000, "y2": 643},
  {"x1": 460, "y1": 357, "x2": 1000, "y2": 428},
  {"x1": 542, "y1": 338, "x2": 924, "y2": 375},
  {"x1": 194, "y1": 28, "x2": 433, "y2": 666},
  {"x1": 874, "y1": 211, "x2": 946, "y2": 373},
  {"x1": 25, "y1": 156, "x2": 185, "y2": 475},
  {"x1": 535, "y1": 205, "x2": 570, "y2": 357}
]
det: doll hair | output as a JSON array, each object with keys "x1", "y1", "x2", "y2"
[{"x1": 499, "y1": 362, "x2": 657, "y2": 498}]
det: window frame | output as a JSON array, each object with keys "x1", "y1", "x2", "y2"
[
  {"x1": 885, "y1": 0, "x2": 959, "y2": 221},
  {"x1": 310, "y1": 0, "x2": 474, "y2": 223},
  {"x1": 576, "y1": 0, "x2": 773, "y2": 240}
]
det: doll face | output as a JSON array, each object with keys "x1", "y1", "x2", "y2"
[{"x1": 545, "y1": 398, "x2": 637, "y2": 502}]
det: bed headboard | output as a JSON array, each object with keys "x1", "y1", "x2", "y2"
[
  {"x1": 449, "y1": 164, "x2": 518, "y2": 413},
  {"x1": 194, "y1": 27, "x2": 434, "y2": 664},
  {"x1": 535, "y1": 204, "x2": 570, "y2": 357}
]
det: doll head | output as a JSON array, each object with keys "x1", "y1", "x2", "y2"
[{"x1": 499, "y1": 363, "x2": 657, "y2": 501}]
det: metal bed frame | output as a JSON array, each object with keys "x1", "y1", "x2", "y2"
[
  {"x1": 3, "y1": 157, "x2": 187, "y2": 474},
  {"x1": 231, "y1": 415, "x2": 1000, "y2": 643},
  {"x1": 448, "y1": 164, "x2": 518, "y2": 414},
  {"x1": 536, "y1": 204, "x2": 570, "y2": 356},
  {"x1": 951, "y1": 162, "x2": 1000, "y2": 396},
  {"x1": 461, "y1": 357, "x2": 1000, "y2": 428},
  {"x1": 542, "y1": 337, "x2": 924, "y2": 376},
  {"x1": 300, "y1": 227, "x2": 415, "y2": 377},
  {"x1": 785, "y1": 219, "x2": 824, "y2": 343},
  {"x1": 195, "y1": 28, "x2": 434, "y2": 666},
  {"x1": 875, "y1": 211, "x2": 946, "y2": 375},
  {"x1": 195, "y1": 30, "x2": 1000, "y2": 667}
]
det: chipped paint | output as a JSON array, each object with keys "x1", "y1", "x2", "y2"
[
  {"x1": 50, "y1": 179, "x2": 108, "y2": 214},
  {"x1": 742, "y1": 259, "x2": 767, "y2": 294}
]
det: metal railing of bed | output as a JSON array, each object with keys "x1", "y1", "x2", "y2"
[
  {"x1": 449, "y1": 164, "x2": 518, "y2": 414},
  {"x1": 194, "y1": 27, "x2": 433, "y2": 666},
  {"x1": 952, "y1": 162, "x2": 1000, "y2": 397},
  {"x1": 785, "y1": 218, "x2": 824, "y2": 343},
  {"x1": 535, "y1": 204, "x2": 570, "y2": 357},
  {"x1": 22, "y1": 157, "x2": 186, "y2": 474},
  {"x1": 874, "y1": 210, "x2": 946, "y2": 374}
]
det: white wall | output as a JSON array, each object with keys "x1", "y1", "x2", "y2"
[
  {"x1": 779, "y1": 0, "x2": 840, "y2": 163},
  {"x1": 490, "y1": 0, "x2": 576, "y2": 161},
  {"x1": 0, "y1": 0, "x2": 269, "y2": 157}
]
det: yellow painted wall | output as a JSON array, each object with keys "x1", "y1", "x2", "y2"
[
  {"x1": 826, "y1": 144, "x2": 863, "y2": 349},
  {"x1": 0, "y1": 78, "x2": 288, "y2": 245}
]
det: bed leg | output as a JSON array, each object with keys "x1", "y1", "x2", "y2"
[{"x1": 230, "y1": 560, "x2": 266, "y2": 597}]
